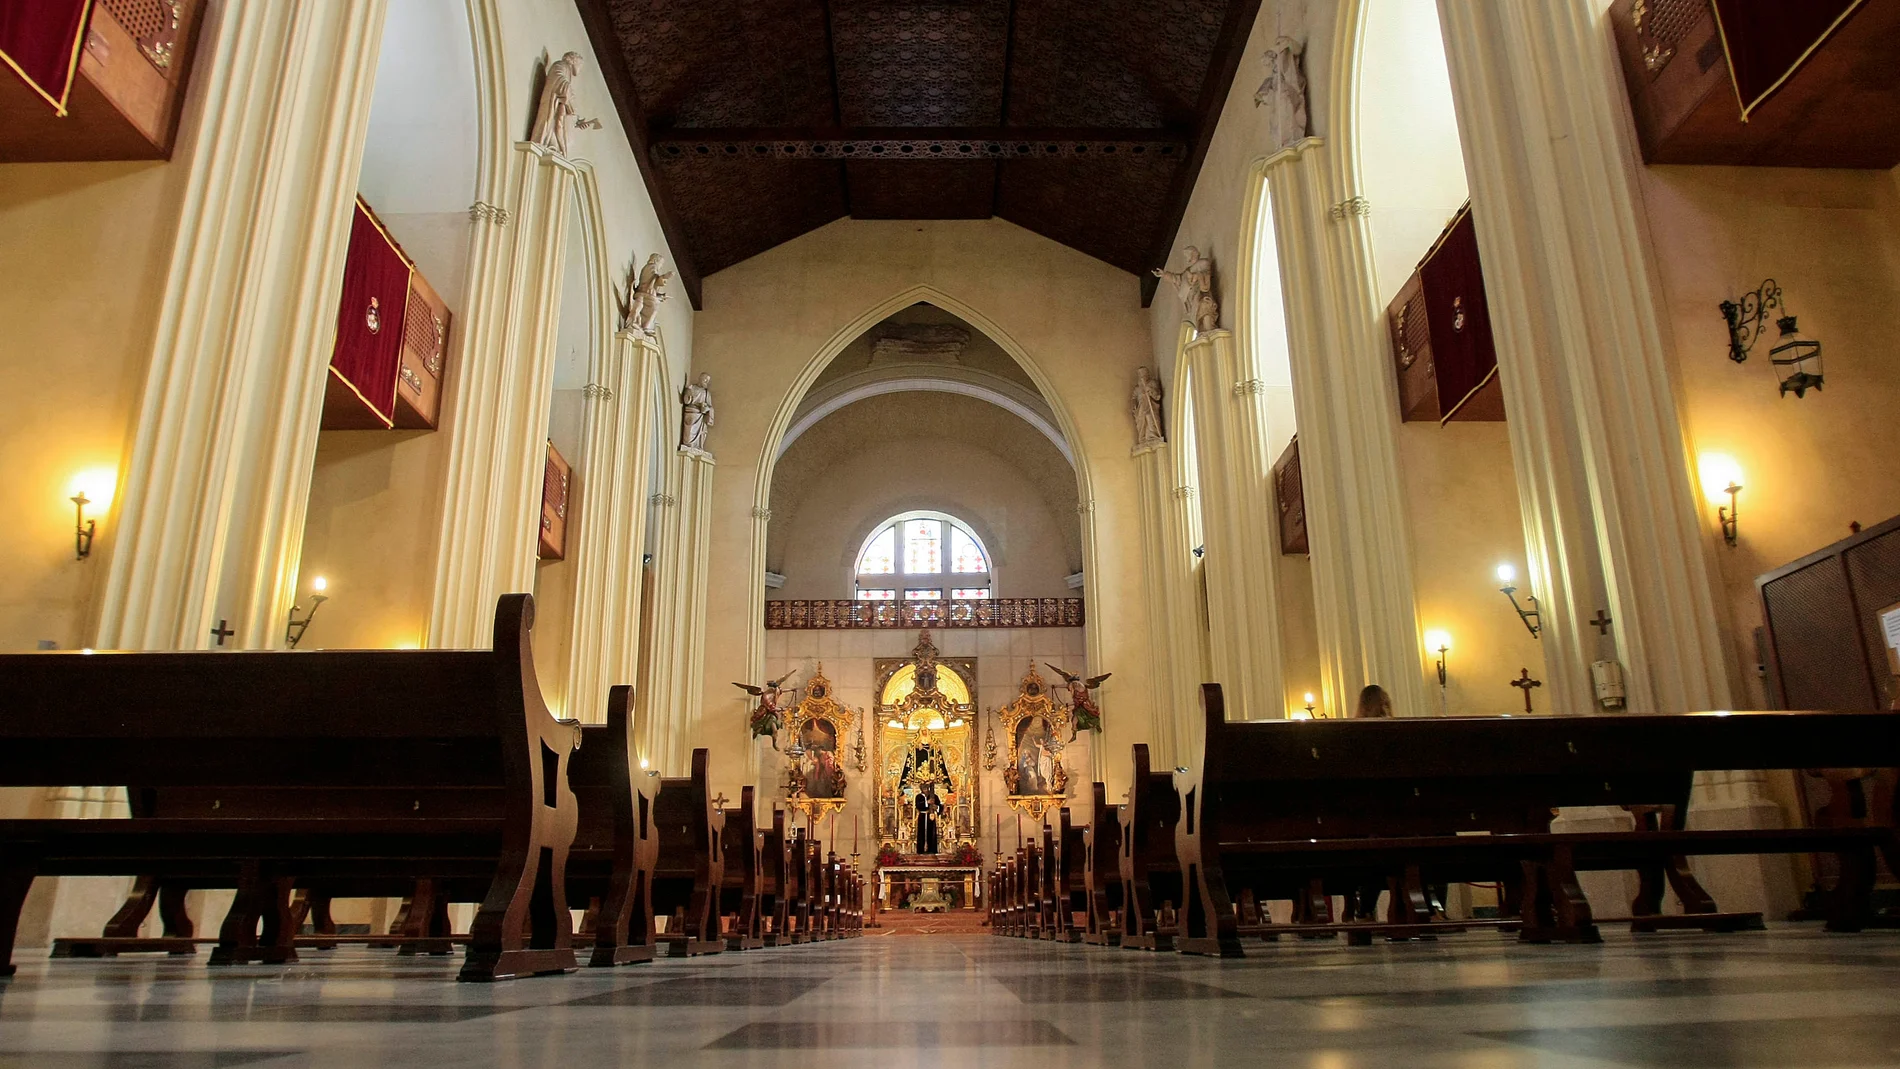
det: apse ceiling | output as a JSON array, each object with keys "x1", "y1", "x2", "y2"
[{"x1": 576, "y1": 0, "x2": 1264, "y2": 307}]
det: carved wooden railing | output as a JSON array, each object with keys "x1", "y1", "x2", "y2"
[{"x1": 764, "y1": 599, "x2": 1084, "y2": 630}]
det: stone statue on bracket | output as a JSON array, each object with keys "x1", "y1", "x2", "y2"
[
  {"x1": 1132, "y1": 366, "x2": 1165, "y2": 448},
  {"x1": 679, "y1": 372, "x2": 715, "y2": 453},
  {"x1": 619, "y1": 253, "x2": 672, "y2": 336},
  {"x1": 1154, "y1": 246, "x2": 1220, "y2": 335},
  {"x1": 529, "y1": 51, "x2": 601, "y2": 157},
  {"x1": 1254, "y1": 37, "x2": 1309, "y2": 150}
]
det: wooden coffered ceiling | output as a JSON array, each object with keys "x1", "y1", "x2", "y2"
[{"x1": 576, "y1": 0, "x2": 1263, "y2": 307}]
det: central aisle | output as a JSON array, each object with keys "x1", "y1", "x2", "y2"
[{"x1": 1, "y1": 928, "x2": 1897, "y2": 1066}]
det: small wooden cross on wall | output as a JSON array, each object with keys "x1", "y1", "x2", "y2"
[
  {"x1": 209, "y1": 620, "x2": 234, "y2": 647},
  {"x1": 1590, "y1": 610, "x2": 1614, "y2": 636},
  {"x1": 1511, "y1": 668, "x2": 1543, "y2": 714}
]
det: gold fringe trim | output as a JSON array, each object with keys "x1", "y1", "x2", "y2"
[
  {"x1": 1713, "y1": 0, "x2": 1867, "y2": 123},
  {"x1": 0, "y1": 0, "x2": 95, "y2": 117}
]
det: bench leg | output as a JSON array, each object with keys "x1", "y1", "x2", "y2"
[
  {"x1": 0, "y1": 855, "x2": 39, "y2": 978},
  {"x1": 158, "y1": 883, "x2": 195, "y2": 942},
  {"x1": 101, "y1": 875, "x2": 163, "y2": 940},
  {"x1": 210, "y1": 863, "x2": 297, "y2": 966},
  {"x1": 1825, "y1": 847, "x2": 1876, "y2": 933},
  {"x1": 1519, "y1": 848, "x2": 1601, "y2": 945}
]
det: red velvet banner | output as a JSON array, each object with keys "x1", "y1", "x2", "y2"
[
  {"x1": 1711, "y1": 0, "x2": 1864, "y2": 118},
  {"x1": 0, "y1": 0, "x2": 93, "y2": 114},
  {"x1": 330, "y1": 201, "x2": 412, "y2": 427}
]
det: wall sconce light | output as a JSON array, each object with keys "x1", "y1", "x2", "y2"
[
  {"x1": 67, "y1": 469, "x2": 115, "y2": 560},
  {"x1": 1721, "y1": 279, "x2": 1823, "y2": 397},
  {"x1": 285, "y1": 575, "x2": 329, "y2": 648},
  {"x1": 1698, "y1": 454, "x2": 1744, "y2": 547},
  {"x1": 1303, "y1": 692, "x2": 1317, "y2": 717},
  {"x1": 1495, "y1": 563, "x2": 1542, "y2": 638}
]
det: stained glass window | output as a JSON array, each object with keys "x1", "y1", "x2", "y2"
[
  {"x1": 855, "y1": 512, "x2": 991, "y2": 600},
  {"x1": 950, "y1": 527, "x2": 986, "y2": 573},
  {"x1": 903, "y1": 519, "x2": 941, "y2": 574},
  {"x1": 859, "y1": 527, "x2": 895, "y2": 574}
]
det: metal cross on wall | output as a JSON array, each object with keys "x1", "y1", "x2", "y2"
[
  {"x1": 209, "y1": 620, "x2": 234, "y2": 646},
  {"x1": 1591, "y1": 610, "x2": 1614, "y2": 636},
  {"x1": 1511, "y1": 668, "x2": 1543, "y2": 714}
]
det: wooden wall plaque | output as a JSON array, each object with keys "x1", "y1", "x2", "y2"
[
  {"x1": 539, "y1": 441, "x2": 572, "y2": 561},
  {"x1": 1385, "y1": 204, "x2": 1505, "y2": 425},
  {"x1": 1272, "y1": 435, "x2": 1308, "y2": 557}
]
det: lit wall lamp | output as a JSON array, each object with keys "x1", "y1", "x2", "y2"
[
  {"x1": 1495, "y1": 563, "x2": 1542, "y2": 639},
  {"x1": 1721, "y1": 279, "x2": 1824, "y2": 397},
  {"x1": 1698, "y1": 454, "x2": 1744, "y2": 548},
  {"x1": 68, "y1": 469, "x2": 115, "y2": 560},
  {"x1": 285, "y1": 575, "x2": 329, "y2": 648},
  {"x1": 1303, "y1": 692, "x2": 1317, "y2": 717}
]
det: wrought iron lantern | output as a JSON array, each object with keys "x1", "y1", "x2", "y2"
[{"x1": 1720, "y1": 280, "x2": 1822, "y2": 397}]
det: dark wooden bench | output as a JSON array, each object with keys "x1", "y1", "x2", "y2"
[
  {"x1": 1041, "y1": 807, "x2": 1087, "y2": 942},
  {"x1": 651, "y1": 749, "x2": 724, "y2": 956},
  {"x1": 1174, "y1": 684, "x2": 1900, "y2": 957},
  {"x1": 0, "y1": 594, "x2": 579, "y2": 982},
  {"x1": 758, "y1": 809, "x2": 792, "y2": 945},
  {"x1": 566, "y1": 685, "x2": 656, "y2": 966},
  {"x1": 718, "y1": 788, "x2": 764, "y2": 950},
  {"x1": 1083, "y1": 782, "x2": 1124, "y2": 946},
  {"x1": 1119, "y1": 744, "x2": 1182, "y2": 951}
]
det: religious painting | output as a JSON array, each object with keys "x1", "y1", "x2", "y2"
[
  {"x1": 874, "y1": 631, "x2": 979, "y2": 857},
  {"x1": 997, "y1": 663, "x2": 1072, "y2": 820},
  {"x1": 783, "y1": 666, "x2": 856, "y2": 821}
]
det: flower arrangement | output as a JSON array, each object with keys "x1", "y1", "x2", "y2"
[
  {"x1": 875, "y1": 844, "x2": 902, "y2": 868},
  {"x1": 951, "y1": 841, "x2": 982, "y2": 867}
]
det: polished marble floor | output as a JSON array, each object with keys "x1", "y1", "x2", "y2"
[{"x1": 2, "y1": 925, "x2": 1897, "y2": 1068}]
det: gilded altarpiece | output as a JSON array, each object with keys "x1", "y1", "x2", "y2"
[
  {"x1": 783, "y1": 666, "x2": 856, "y2": 822},
  {"x1": 997, "y1": 663, "x2": 1072, "y2": 820},
  {"x1": 874, "y1": 632, "x2": 979, "y2": 854}
]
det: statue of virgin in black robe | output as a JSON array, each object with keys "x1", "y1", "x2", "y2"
[{"x1": 913, "y1": 785, "x2": 942, "y2": 855}]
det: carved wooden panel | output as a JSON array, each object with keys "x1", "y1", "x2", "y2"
[
  {"x1": 1272, "y1": 436, "x2": 1307, "y2": 557},
  {"x1": 540, "y1": 442, "x2": 573, "y2": 562},
  {"x1": 0, "y1": 0, "x2": 203, "y2": 161},
  {"x1": 1757, "y1": 516, "x2": 1898, "y2": 711}
]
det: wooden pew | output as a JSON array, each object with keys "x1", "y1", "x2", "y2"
[
  {"x1": 1036, "y1": 823, "x2": 1059, "y2": 939},
  {"x1": 717, "y1": 787, "x2": 764, "y2": 950},
  {"x1": 786, "y1": 831, "x2": 814, "y2": 943},
  {"x1": 1119, "y1": 744, "x2": 1182, "y2": 951},
  {"x1": 1174, "y1": 684, "x2": 1900, "y2": 957},
  {"x1": 1083, "y1": 783, "x2": 1124, "y2": 946},
  {"x1": 651, "y1": 749, "x2": 724, "y2": 956},
  {"x1": 759, "y1": 809, "x2": 792, "y2": 945},
  {"x1": 0, "y1": 594, "x2": 578, "y2": 982},
  {"x1": 566, "y1": 685, "x2": 656, "y2": 966},
  {"x1": 1048, "y1": 807, "x2": 1087, "y2": 943}
]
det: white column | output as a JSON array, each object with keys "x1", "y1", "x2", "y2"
[
  {"x1": 1438, "y1": 0, "x2": 1783, "y2": 913},
  {"x1": 561, "y1": 332, "x2": 665, "y2": 724},
  {"x1": 428, "y1": 145, "x2": 577, "y2": 648},
  {"x1": 1265, "y1": 143, "x2": 1432, "y2": 718},
  {"x1": 94, "y1": 0, "x2": 389, "y2": 651},
  {"x1": 1184, "y1": 331, "x2": 1288, "y2": 725},
  {"x1": 637, "y1": 447, "x2": 715, "y2": 773},
  {"x1": 1132, "y1": 441, "x2": 1208, "y2": 766},
  {"x1": 1435, "y1": 0, "x2": 1732, "y2": 716}
]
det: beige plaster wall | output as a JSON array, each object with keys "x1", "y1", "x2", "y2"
[
  {"x1": 770, "y1": 437, "x2": 1077, "y2": 603},
  {"x1": 0, "y1": 161, "x2": 188, "y2": 652},
  {"x1": 690, "y1": 217, "x2": 1155, "y2": 801},
  {"x1": 1640, "y1": 164, "x2": 1900, "y2": 710}
]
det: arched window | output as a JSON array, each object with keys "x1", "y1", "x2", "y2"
[{"x1": 854, "y1": 511, "x2": 991, "y2": 601}]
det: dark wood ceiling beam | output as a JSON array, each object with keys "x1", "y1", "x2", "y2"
[
  {"x1": 574, "y1": 0, "x2": 704, "y2": 308},
  {"x1": 1141, "y1": 0, "x2": 1264, "y2": 306},
  {"x1": 991, "y1": 0, "x2": 1019, "y2": 217},
  {"x1": 649, "y1": 125, "x2": 1192, "y2": 144}
]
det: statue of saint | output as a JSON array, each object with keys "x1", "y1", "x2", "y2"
[
  {"x1": 1154, "y1": 246, "x2": 1220, "y2": 335},
  {"x1": 529, "y1": 52, "x2": 600, "y2": 157},
  {"x1": 1254, "y1": 37, "x2": 1309, "y2": 150},
  {"x1": 680, "y1": 373, "x2": 715, "y2": 453},
  {"x1": 913, "y1": 783, "x2": 942, "y2": 855},
  {"x1": 624, "y1": 253, "x2": 672, "y2": 336},
  {"x1": 1132, "y1": 366, "x2": 1165, "y2": 447}
]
